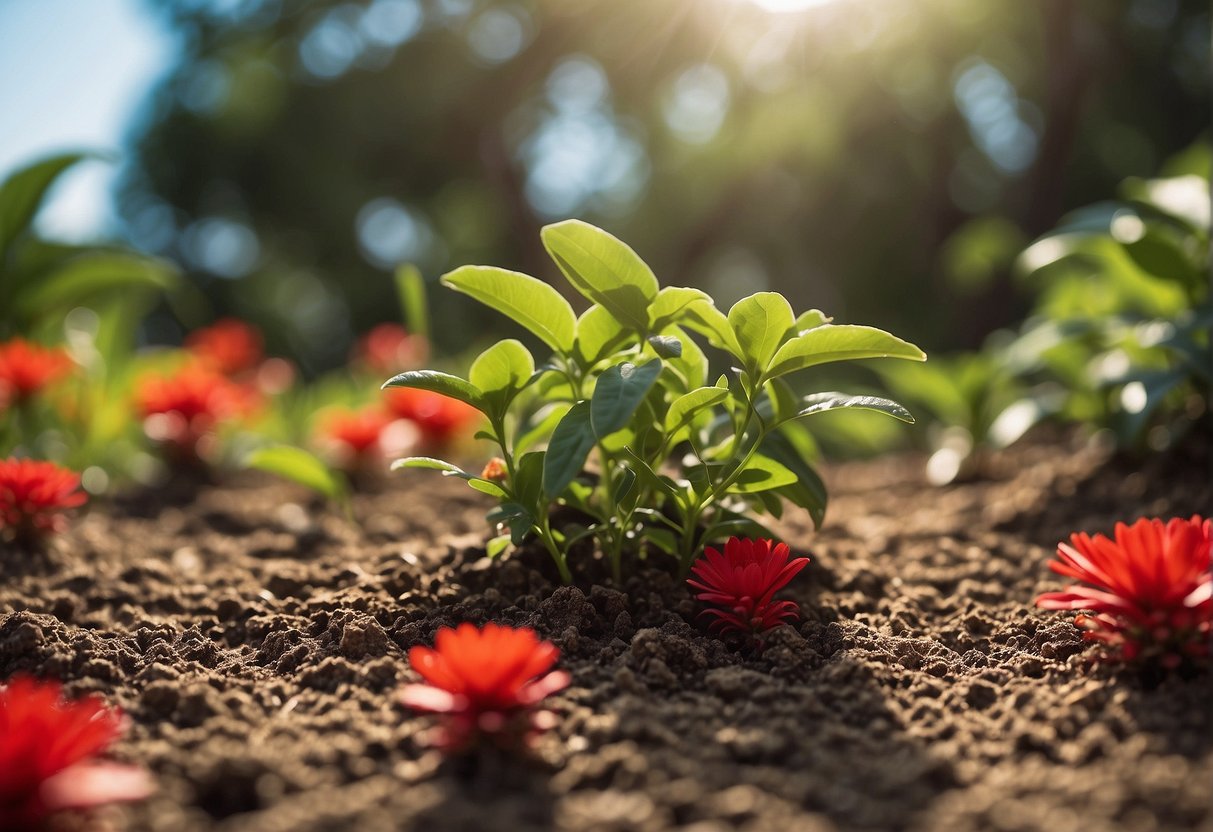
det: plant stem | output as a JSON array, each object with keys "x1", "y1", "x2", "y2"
[{"x1": 536, "y1": 514, "x2": 572, "y2": 584}]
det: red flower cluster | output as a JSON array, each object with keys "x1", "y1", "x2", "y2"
[
  {"x1": 1036, "y1": 515, "x2": 1212, "y2": 666},
  {"x1": 687, "y1": 537, "x2": 810, "y2": 638},
  {"x1": 383, "y1": 387, "x2": 480, "y2": 450},
  {"x1": 0, "y1": 459, "x2": 87, "y2": 542},
  {"x1": 0, "y1": 677, "x2": 151, "y2": 829},
  {"x1": 135, "y1": 365, "x2": 256, "y2": 462},
  {"x1": 400, "y1": 623, "x2": 570, "y2": 751},
  {"x1": 184, "y1": 318, "x2": 263, "y2": 376},
  {"x1": 0, "y1": 339, "x2": 72, "y2": 408},
  {"x1": 354, "y1": 323, "x2": 428, "y2": 374}
]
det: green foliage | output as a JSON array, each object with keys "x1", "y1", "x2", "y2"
[
  {"x1": 395, "y1": 264, "x2": 429, "y2": 341},
  {"x1": 0, "y1": 154, "x2": 183, "y2": 482},
  {"x1": 0, "y1": 154, "x2": 180, "y2": 338},
  {"x1": 386, "y1": 221, "x2": 925, "y2": 582},
  {"x1": 889, "y1": 145, "x2": 1213, "y2": 478},
  {"x1": 1006, "y1": 154, "x2": 1210, "y2": 449},
  {"x1": 245, "y1": 445, "x2": 350, "y2": 513}
]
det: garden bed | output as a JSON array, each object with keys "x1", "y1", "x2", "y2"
[{"x1": 1, "y1": 430, "x2": 1209, "y2": 832}]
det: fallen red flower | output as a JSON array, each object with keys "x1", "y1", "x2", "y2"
[
  {"x1": 0, "y1": 339, "x2": 73, "y2": 406},
  {"x1": 135, "y1": 364, "x2": 256, "y2": 462},
  {"x1": 0, "y1": 459, "x2": 88, "y2": 542},
  {"x1": 687, "y1": 537, "x2": 810, "y2": 639},
  {"x1": 400, "y1": 622, "x2": 570, "y2": 751},
  {"x1": 0, "y1": 676, "x2": 152, "y2": 829},
  {"x1": 354, "y1": 323, "x2": 429, "y2": 374},
  {"x1": 184, "y1": 318, "x2": 264, "y2": 376},
  {"x1": 383, "y1": 387, "x2": 480, "y2": 449},
  {"x1": 1036, "y1": 515, "x2": 1212, "y2": 666}
]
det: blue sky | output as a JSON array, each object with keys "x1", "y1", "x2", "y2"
[{"x1": 0, "y1": 0, "x2": 176, "y2": 240}]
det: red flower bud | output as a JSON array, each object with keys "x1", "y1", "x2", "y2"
[{"x1": 480, "y1": 457, "x2": 508, "y2": 482}]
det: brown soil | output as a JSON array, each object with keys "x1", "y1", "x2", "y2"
[{"x1": 2, "y1": 431, "x2": 1210, "y2": 832}]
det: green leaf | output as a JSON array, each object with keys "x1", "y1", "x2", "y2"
[
  {"x1": 795, "y1": 309, "x2": 832, "y2": 330},
  {"x1": 515, "y1": 404, "x2": 570, "y2": 454},
  {"x1": 441, "y1": 265, "x2": 576, "y2": 353},
  {"x1": 14, "y1": 252, "x2": 179, "y2": 319},
  {"x1": 0, "y1": 152, "x2": 100, "y2": 263},
  {"x1": 392, "y1": 457, "x2": 509, "y2": 497},
  {"x1": 766, "y1": 324, "x2": 927, "y2": 379},
  {"x1": 541, "y1": 219, "x2": 658, "y2": 333},
  {"x1": 382, "y1": 370, "x2": 484, "y2": 412},
  {"x1": 574, "y1": 304, "x2": 631, "y2": 366},
  {"x1": 622, "y1": 447, "x2": 681, "y2": 502},
  {"x1": 391, "y1": 456, "x2": 471, "y2": 476},
  {"x1": 729, "y1": 454, "x2": 799, "y2": 494},
  {"x1": 665, "y1": 386, "x2": 729, "y2": 436},
  {"x1": 649, "y1": 286, "x2": 712, "y2": 331},
  {"x1": 613, "y1": 466, "x2": 637, "y2": 504},
  {"x1": 245, "y1": 445, "x2": 347, "y2": 502},
  {"x1": 758, "y1": 431, "x2": 827, "y2": 527},
  {"x1": 647, "y1": 335, "x2": 682, "y2": 359},
  {"x1": 728, "y1": 292, "x2": 796, "y2": 372},
  {"x1": 486, "y1": 534, "x2": 512, "y2": 558},
  {"x1": 663, "y1": 325, "x2": 708, "y2": 392},
  {"x1": 487, "y1": 501, "x2": 535, "y2": 544},
  {"x1": 543, "y1": 402, "x2": 596, "y2": 498},
  {"x1": 467, "y1": 478, "x2": 509, "y2": 499},
  {"x1": 787, "y1": 392, "x2": 916, "y2": 424},
  {"x1": 681, "y1": 301, "x2": 745, "y2": 358},
  {"x1": 641, "y1": 527, "x2": 678, "y2": 556},
  {"x1": 514, "y1": 451, "x2": 546, "y2": 508},
  {"x1": 395, "y1": 263, "x2": 429, "y2": 340},
  {"x1": 469, "y1": 339, "x2": 534, "y2": 415},
  {"x1": 590, "y1": 359, "x2": 662, "y2": 438}
]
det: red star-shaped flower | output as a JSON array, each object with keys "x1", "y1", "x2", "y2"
[
  {"x1": 687, "y1": 537, "x2": 810, "y2": 638},
  {"x1": 0, "y1": 339, "x2": 72, "y2": 407},
  {"x1": 400, "y1": 623, "x2": 570, "y2": 751},
  {"x1": 0, "y1": 459, "x2": 88, "y2": 542},
  {"x1": 1036, "y1": 515, "x2": 1212, "y2": 666}
]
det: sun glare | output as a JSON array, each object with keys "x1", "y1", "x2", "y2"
[{"x1": 747, "y1": 0, "x2": 840, "y2": 12}]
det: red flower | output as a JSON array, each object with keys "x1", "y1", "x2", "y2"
[
  {"x1": 383, "y1": 387, "x2": 480, "y2": 449},
  {"x1": 184, "y1": 318, "x2": 263, "y2": 376},
  {"x1": 135, "y1": 365, "x2": 256, "y2": 461},
  {"x1": 354, "y1": 324, "x2": 428, "y2": 374},
  {"x1": 1036, "y1": 516, "x2": 1212, "y2": 666},
  {"x1": 0, "y1": 459, "x2": 88, "y2": 542},
  {"x1": 400, "y1": 623, "x2": 570, "y2": 751},
  {"x1": 0, "y1": 339, "x2": 72, "y2": 406},
  {"x1": 687, "y1": 537, "x2": 810, "y2": 638},
  {"x1": 319, "y1": 408, "x2": 394, "y2": 457},
  {"x1": 0, "y1": 676, "x2": 152, "y2": 829}
]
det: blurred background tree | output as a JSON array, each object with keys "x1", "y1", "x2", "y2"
[{"x1": 116, "y1": 0, "x2": 1209, "y2": 375}]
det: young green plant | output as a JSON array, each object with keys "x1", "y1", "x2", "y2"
[{"x1": 384, "y1": 220, "x2": 926, "y2": 583}]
